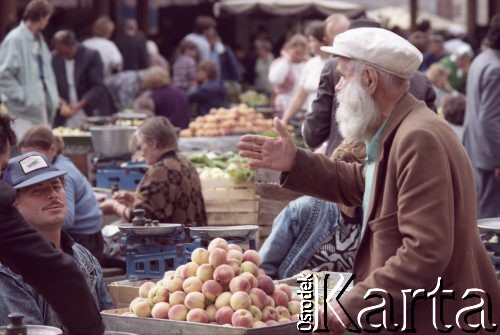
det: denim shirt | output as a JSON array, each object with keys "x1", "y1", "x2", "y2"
[
  {"x1": 0, "y1": 232, "x2": 113, "y2": 328},
  {"x1": 259, "y1": 196, "x2": 340, "y2": 279}
]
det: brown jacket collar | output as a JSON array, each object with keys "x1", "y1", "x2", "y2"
[{"x1": 365, "y1": 93, "x2": 421, "y2": 224}]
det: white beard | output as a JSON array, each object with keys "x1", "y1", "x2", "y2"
[{"x1": 336, "y1": 79, "x2": 383, "y2": 141}]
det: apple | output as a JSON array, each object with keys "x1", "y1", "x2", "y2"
[
  {"x1": 209, "y1": 248, "x2": 227, "y2": 268},
  {"x1": 208, "y1": 238, "x2": 228, "y2": 252},
  {"x1": 215, "y1": 305, "x2": 234, "y2": 325},
  {"x1": 240, "y1": 261, "x2": 259, "y2": 277},
  {"x1": 184, "y1": 291, "x2": 205, "y2": 310},
  {"x1": 168, "y1": 304, "x2": 188, "y2": 321},
  {"x1": 183, "y1": 276, "x2": 203, "y2": 293},
  {"x1": 186, "y1": 308, "x2": 210, "y2": 323},
  {"x1": 213, "y1": 264, "x2": 235, "y2": 285},
  {"x1": 257, "y1": 274, "x2": 275, "y2": 295},
  {"x1": 242, "y1": 250, "x2": 261, "y2": 266},
  {"x1": 230, "y1": 291, "x2": 251, "y2": 310},
  {"x1": 231, "y1": 309, "x2": 253, "y2": 328},
  {"x1": 201, "y1": 280, "x2": 223, "y2": 302},
  {"x1": 191, "y1": 248, "x2": 210, "y2": 265},
  {"x1": 229, "y1": 276, "x2": 251, "y2": 293},
  {"x1": 215, "y1": 291, "x2": 232, "y2": 309},
  {"x1": 138, "y1": 281, "x2": 156, "y2": 298},
  {"x1": 151, "y1": 302, "x2": 170, "y2": 319}
]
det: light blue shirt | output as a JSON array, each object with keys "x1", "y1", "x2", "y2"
[
  {"x1": 362, "y1": 120, "x2": 388, "y2": 238},
  {"x1": 54, "y1": 155, "x2": 103, "y2": 235}
]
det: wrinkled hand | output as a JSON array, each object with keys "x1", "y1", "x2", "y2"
[
  {"x1": 100, "y1": 199, "x2": 118, "y2": 215},
  {"x1": 238, "y1": 117, "x2": 297, "y2": 171},
  {"x1": 112, "y1": 190, "x2": 135, "y2": 206}
]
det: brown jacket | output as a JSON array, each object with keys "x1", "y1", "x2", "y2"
[{"x1": 282, "y1": 93, "x2": 499, "y2": 334}]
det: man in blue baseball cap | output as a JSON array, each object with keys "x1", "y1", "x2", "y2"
[
  {"x1": 0, "y1": 113, "x2": 105, "y2": 334},
  {"x1": 0, "y1": 152, "x2": 113, "y2": 328}
]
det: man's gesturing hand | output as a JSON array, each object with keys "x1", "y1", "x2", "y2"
[{"x1": 238, "y1": 117, "x2": 297, "y2": 171}]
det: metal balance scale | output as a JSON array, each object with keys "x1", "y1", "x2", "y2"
[
  {"x1": 118, "y1": 209, "x2": 199, "y2": 279},
  {"x1": 478, "y1": 218, "x2": 500, "y2": 278},
  {"x1": 118, "y1": 209, "x2": 260, "y2": 279}
]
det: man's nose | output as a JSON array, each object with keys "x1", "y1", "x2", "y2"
[{"x1": 47, "y1": 186, "x2": 59, "y2": 198}]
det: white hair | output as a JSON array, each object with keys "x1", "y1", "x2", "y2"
[{"x1": 345, "y1": 59, "x2": 409, "y2": 93}]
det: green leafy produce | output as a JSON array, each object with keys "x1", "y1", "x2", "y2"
[{"x1": 189, "y1": 152, "x2": 254, "y2": 184}]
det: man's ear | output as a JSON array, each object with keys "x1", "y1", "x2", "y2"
[{"x1": 364, "y1": 68, "x2": 378, "y2": 95}]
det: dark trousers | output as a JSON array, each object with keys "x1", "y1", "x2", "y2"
[{"x1": 474, "y1": 168, "x2": 500, "y2": 219}]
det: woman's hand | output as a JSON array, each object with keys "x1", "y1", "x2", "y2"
[
  {"x1": 99, "y1": 199, "x2": 118, "y2": 215},
  {"x1": 112, "y1": 190, "x2": 135, "y2": 206}
]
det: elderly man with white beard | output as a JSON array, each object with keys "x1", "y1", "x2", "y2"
[{"x1": 238, "y1": 28, "x2": 499, "y2": 334}]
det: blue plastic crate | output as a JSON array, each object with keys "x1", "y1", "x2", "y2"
[
  {"x1": 96, "y1": 169, "x2": 144, "y2": 190},
  {"x1": 125, "y1": 241, "x2": 200, "y2": 279}
]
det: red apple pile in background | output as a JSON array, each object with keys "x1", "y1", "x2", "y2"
[{"x1": 127, "y1": 238, "x2": 300, "y2": 328}]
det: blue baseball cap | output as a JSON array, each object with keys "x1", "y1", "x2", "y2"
[{"x1": 2, "y1": 152, "x2": 66, "y2": 189}]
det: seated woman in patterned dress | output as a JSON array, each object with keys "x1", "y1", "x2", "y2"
[
  {"x1": 100, "y1": 116, "x2": 207, "y2": 226},
  {"x1": 259, "y1": 140, "x2": 365, "y2": 279}
]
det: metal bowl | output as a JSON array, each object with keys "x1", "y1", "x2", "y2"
[
  {"x1": 118, "y1": 223, "x2": 182, "y2": 236},
  {"x1": 0, "y1": 325, "x2": 62, "y2": 335},
  {"x1": 90, "y1": 125, "x2": 137, "y2": 159},
  {"x1": 189, "y1": 225, "x2": 259, "y2": 239}
]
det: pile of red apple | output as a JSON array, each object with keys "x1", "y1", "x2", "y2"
[{"x1": 127, "y1": 238, "x2": 300, "y2": 328}]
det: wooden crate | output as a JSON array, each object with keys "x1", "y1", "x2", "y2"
[
  {"x1": 102, "y1": 308, "x2": 300, "y2": 335},
  {"x1": 201, "y1": 179, "x2": 259, "y2": 226}
]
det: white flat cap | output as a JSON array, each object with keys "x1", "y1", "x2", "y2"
[{"x1": 321, "y1": 27, "x2": 423, "y2": 79}]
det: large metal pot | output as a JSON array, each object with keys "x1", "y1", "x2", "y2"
[{"x1": 90, "y1": 125, "x2": 137, "y2": 159}]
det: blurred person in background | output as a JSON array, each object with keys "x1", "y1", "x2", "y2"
[
  {"x1": 114, "y1": 19, "x2": 149, "y2": 71},
  {"x1": 188, "y1": 60, "x2": 228, "y2": 116},
  {"x1": 281, "y1": 21, "x2": 329, "y2": 125},
  {"x1": 442, "y1": 93, "x2": 466, "y2": 142},
  {"x1": 268, "y1": 34, "x2": 308, "y2": 115},
  {"x1": 260, "y1": 140, "x2": 365, "y2": 279},
  {"x1": 206, "y1": 30, "x2": 242, "y2": 83},
  {"x1": 254, "y1": 39, "x2": 274, "y2": 94},
  {"x1": 463, "y1": 14, "x2": 500, "y2": 219},
  {"x1": 419, "y1": 34, "x2": 447, "y2": 71},
  {"x1": 425, "y1": 63, "x2": 453, "y2": 109},
  {"x1": 142, "y1": 66, "x2": 190, "y2": 129},
  {"x1": 183, "y1": 16, "x2": 216, "y2": 62},
  {"x1": 173, "y1": 40, "x2": 199, "y2": 92},
  {"x1": 83, "y1": 17, "x2": 123, "y2": 77},
  {"x1": 146, "y1": 40, "x2": 169, "y2": 72},
  {"x1": 440, "y1": 43, "x2": 473, "y2": 93},
  {"x1": 0, "y1": 114, "x2": 105, "y2": 335},
  {"x1": 105, "y1": 66, "x2": 163, "y2": 111},
  {"x1": 206, "y1": 29, "x2": 243, "y2": 103},
  {"x1": 100, "y1": 116, "x2": 207, "y2": 226},
  {"x1": 0, "y1": 0, "x2": 58, "y2": 137},
  {"x1": 408, "y1": 30, "x2": 428, "y2": 54},
  {"x1": 18, "y1": 126, "x2": 106, "y2": 262},
  {"x1": 1, "y1": 152, "x2": 113, "y2": 328},
  {"x1": 52, "y1": 30, "x2": 114, "y2": 128}
]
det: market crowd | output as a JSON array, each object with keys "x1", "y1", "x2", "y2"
[{"x1": 0, "y1": 0, "x2": 499, "y2": 333}]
